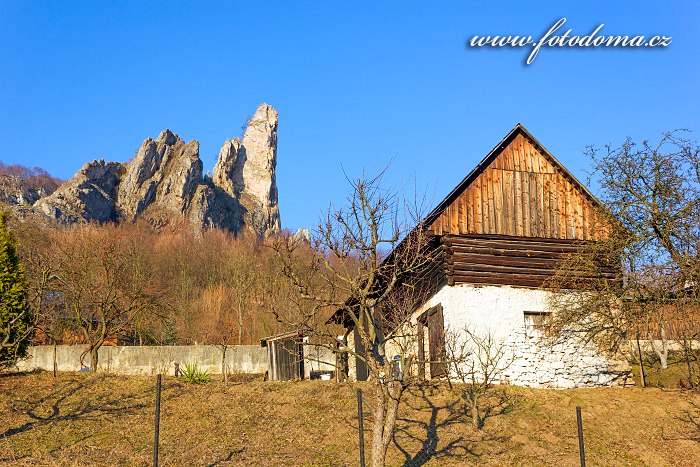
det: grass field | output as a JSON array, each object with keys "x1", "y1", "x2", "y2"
[
  {"x1": 630, "y1": 353, "x2": 699, "y2": 390},
  {"x1": 1, "y1": 372, "x2": 699, "y2": 466}
]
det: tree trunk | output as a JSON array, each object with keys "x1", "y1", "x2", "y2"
[
  {"x1": 221, "y1": 346, "x2": 228, "y2": 383},
  {"x1": 471, "y1": 394, "x2": 480, "y2": 430},
  {"x1": 368, "y1": 366, "x2": 404, "y2": 467},
  {"x1": 658, "y1": 327, "x2": 668, "y2": 370},
  {"x1": 238, "y1": 311, "x2": 243, "y2": 345},
  {"x1": 636, "y1": 334, "x2": 646, "y2": 388},
  {"x1": 371, "y1": 381, "x2": 387, "y2": 467},
  {"x1": 684, "y1": 342, "x2": 695, "y2": 389},
  {"x1": 380, "y1": 381, "x2": 402, "y2": 460},
  {"x1": 52, "y1": 341, "x2": 57, "y2": 378},
  {"x1": 249, "y1": 306, "x2": 255, "y2": 347},
  {"x1": 238, "y1": 304, "x2": 243, "y2": 346},
  {"x1": 90, "y1": 347, "x2": 99, "y2": 373},
  {"x1": 650, "y1": 326, "x2": 669, "y2": 370}
]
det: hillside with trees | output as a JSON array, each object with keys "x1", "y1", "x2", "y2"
[
  {"x1": 9, "y1": 216, "x2": 305, "y2": 363},
  {"x1": 0, "y1": 162, "x2": 63, "y2": 206}
]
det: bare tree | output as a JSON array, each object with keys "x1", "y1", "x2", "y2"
[
  {"x1": 273, "y1": 169, "x2": 435, "y2": 467},
  {"x1": 21, "y1": 227, "x2": 67, "y2": 377},
  {"x1": 198, "y1": 283, "x2": 238, "y2": 382},
  {"x1": 547, "y1": 130, "x2": 700, "y2": 386},
  {"x1": 444, "y1": 325, "x2": 514, "y2": 430},
  {"x1": 53, "y1": 225, "x2": 164, "y2": 371},
  {"x1": 226, "y1": 235, "x2": 259, "y2": 345}
]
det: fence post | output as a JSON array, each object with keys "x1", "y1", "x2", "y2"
[
  {"x1": 576, "y1": 406, "x2": 586, "y2": 467},
  {"x1": 154, "y1": 374, "x2": 162, "y2": 467},
  {"x1": 357, "y1": 388, "x2": 366, "y2": 467}
]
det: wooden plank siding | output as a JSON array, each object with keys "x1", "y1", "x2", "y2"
[
  {"x1": 441, "y1": 235, "x2": 618, "y2": 288},
  {"x1": 427, "y1": 133, "x2": 608, "y2": 241}
]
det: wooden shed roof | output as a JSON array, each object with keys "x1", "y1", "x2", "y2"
[{"x1": 259, "y1": 329, "x2": 306, "y2": 347}]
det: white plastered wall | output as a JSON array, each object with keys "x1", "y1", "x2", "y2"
[{"x1": 411, "y1": 283, "x2": 627, "y2": 388}]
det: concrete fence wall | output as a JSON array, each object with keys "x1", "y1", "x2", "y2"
[
  {"x1": 16, "y1": 344, "x2": 337, "y2": 377},
  {"x1": 632, "y1": 339, "x2": 700, "y2": 353},
  {"x1": 16, "y1": 345, "x2": 268, "y2": 376}
]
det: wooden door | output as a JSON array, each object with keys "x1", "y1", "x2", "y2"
[
  {"x1": 418, "y1": 304, "x2": 446, "y2": 379},
  {"x1": 272, "y1": 338, "x2": 304, "y2": 380}
]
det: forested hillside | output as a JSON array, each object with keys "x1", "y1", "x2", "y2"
[
  {"x1": 0, "y1": 162, "x2": 62, "y2": 206},
  {"x1": 10, "y1": 216, "x2": 310, "y2": 349}
]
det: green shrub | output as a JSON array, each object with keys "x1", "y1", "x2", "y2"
[
  {"x1": 180, "y1": 362, "x2": 210, "y2": 384},
  {"x1": 0, "y1": 211, "x2": 31, "y2": 369}
]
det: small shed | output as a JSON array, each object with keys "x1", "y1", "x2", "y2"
[{"x1": 260, "y1": 330, "x2": 306, "y2": 381}]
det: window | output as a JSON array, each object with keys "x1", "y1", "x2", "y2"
[{"x1": 523, "y1": 311, "x2": 551, "y2": 338}]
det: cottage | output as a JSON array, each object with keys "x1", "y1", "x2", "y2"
[{"x1": 348, "y1": 124, "x2": 628, "y2": 388}]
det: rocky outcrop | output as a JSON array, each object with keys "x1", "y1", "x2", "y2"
[
  {"x1": 188, "y1": 183, "x2": 245, "y2": 234},
  {"x1": 213, "y1": 103, "x2": 280, "y2": 236},
  {"x1": 0, "y1": 175, "x2": 45, "y2": 206},
  {"x1": 212, "y1": 138, "x2": 241, "y2": 196},
  {"x1": 293, "y1": 228, "x2": 311, "y2": 244},
  {"x1": 27, "y1": 103, "x2": 281, "y2": 236},
  {"x1": 34, "y1": 160, "x2": 124, "y2": 224},
  {"x1": 0, "y1": 167, "x2": 61, "y2": 207},
  {"x1": 118, "y1": 130, "x2": 203, "y2": 225}
]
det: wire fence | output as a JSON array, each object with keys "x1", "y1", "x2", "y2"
[{"x1": 145, "y1": 374, "x2": 586, "y2": 467}]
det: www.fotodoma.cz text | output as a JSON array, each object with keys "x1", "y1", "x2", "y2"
[{"x1": 467, "y1": 18, "x2": 672, "y2": 64}]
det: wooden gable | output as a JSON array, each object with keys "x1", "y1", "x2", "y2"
[{"x1": 427, "y1": 125, "x2": 608, "y2": 241}]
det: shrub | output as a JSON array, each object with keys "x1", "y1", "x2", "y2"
[
  {"x1": 180, "y1": 362, "x2": 210, "y2": 384},
  {"x1": 0, "y1": 211, "x2": 31, "y2": 369}
]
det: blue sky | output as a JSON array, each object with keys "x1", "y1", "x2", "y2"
[{"x1": 1, "y1": 1, "x2": 698, "y2": 232}]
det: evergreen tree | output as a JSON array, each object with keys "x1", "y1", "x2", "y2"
[
  {"x1": 0, "y1": 211, "x2": 31, "y2": 368},
  {"x1": 161, "y1": 316, "x2": 178, "y2": 345}
]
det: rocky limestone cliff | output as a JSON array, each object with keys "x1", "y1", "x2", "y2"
[
  {"x1": 213, "y1": 103, "x2": 280, "y2": 236},
  {"x1": 0, "y1": 165, "x2": 62, "y2": 207},
  {"x1": 29, "y1": 103, "x2": 281, "y2": 236},
  {"x1": 34, "y1": 160, "x2": 124, "y2": 224},
  {"x1": 212, "y1": 137, "x2": 241, "y2": 196},
  {"x1": 118, "y1": 130, "x2": 203, "y2": 225},
  {"x1": 0, "y1": 175, "x2": 46, "y2": 206}
]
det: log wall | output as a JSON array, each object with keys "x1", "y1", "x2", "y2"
[{"x1": 442, "y1": 234, "x2": 617, "y2": 288}]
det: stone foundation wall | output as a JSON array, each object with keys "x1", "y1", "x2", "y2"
[
  {"x1": 413, "y1": 283, "x2": 630, "y2": 388},
  {"x1": 505, "y1": 333, "x2": 629, "y2": 388}
]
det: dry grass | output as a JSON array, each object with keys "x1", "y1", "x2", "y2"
[
  {"x1": 630, "y1": 353, "x2": 699, "y2": 389},
  {"x1": 1, "y1": 372, "x2": 699, "y2": 466}
]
